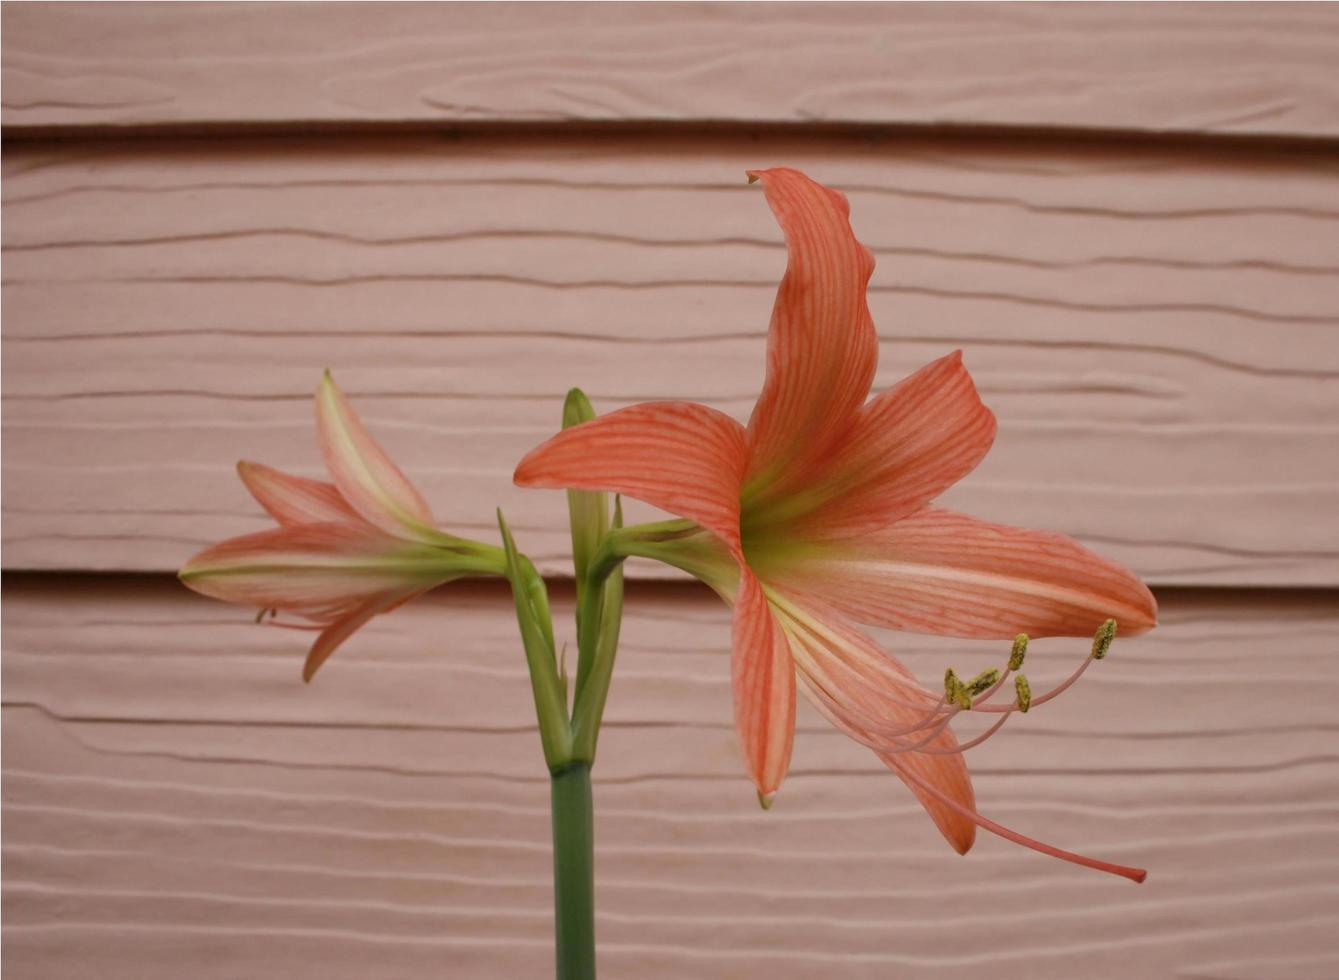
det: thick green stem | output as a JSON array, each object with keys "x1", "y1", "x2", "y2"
[{"x1": 551, "y1": 764, "x2": 596, "y2": 980}]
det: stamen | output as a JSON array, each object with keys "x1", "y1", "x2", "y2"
[
  {"x1": 918, "y1": 711, "x2": 1011, "y2": 755},
  {"x1": 262, "y1": 618, "x2": 324, "y2": 632},
  {"x1": 887, "y1": 757, "x2": 1147, "y2": 883},
  {"x1": 1093, "y1": 619, "x2": 1117, "y2": 660},
  {"x1": 973, "y1": 620, "x2": 1118, "y2": 715},
  {"x1": 944, "y1": 668, "x2": 973, "y2": 710},
  {"x1": 1015, "y1": 674, "x2": 1032, "y2": 713},
  {"x1": 963, "y1": 668, "x2": 1000, "y2": 698},
  {"x1": 1009, "y1": 634, "x2": 1028, "y2": 671}
]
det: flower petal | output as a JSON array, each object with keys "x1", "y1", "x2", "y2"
[
  {"x1": 733, "y1": 568, "x2": 796, "y2": 803},
  {"x1": 303, "y1": 591, "x2": 402, "y2": 682},
  {"x1": 780, "y1": 351, "x2": 997, "y2": 539},
  {"x1": 774, "y1": 597, "x2": 977, "y2": 853},
  {"x1": 315, "y1": 371, "x2": 440, "y2": 543},
  {"x1": 237, "y1": 461, "x2": 367, "y2": 527},
  {"x1": 779, "y1": 506, "x2": 1158, "y2": 638},
  {"x1": 178, "y1": 523, "x2": 455, "y2": 615},
  {"x1": 743, "y1": 168, "x2": 878, "y2": 500},
  {"x1": 514, "y1": 401, "x2": 748, "y2": 553}
]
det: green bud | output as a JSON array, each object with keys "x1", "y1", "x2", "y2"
[{"x1": 563, "y1": 389, "x2": 609, "y2": 595}]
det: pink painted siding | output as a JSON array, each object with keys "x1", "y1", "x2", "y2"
[{"x1": 3, "y1": 5, "x2": 1337, "y2": 979}]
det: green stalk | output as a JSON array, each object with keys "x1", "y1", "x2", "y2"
[{"x1": 550, "y1": 763, "x2": 596, "y2": 980}]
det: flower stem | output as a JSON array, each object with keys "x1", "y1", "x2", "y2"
[{"x1": 550, "y1": 763, "x2": 596, "y2": 979}]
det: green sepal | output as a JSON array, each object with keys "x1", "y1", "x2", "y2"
[
  {"x1": 498, "y1": 508, "x2": 571, "y2": 770},
  {"x1": 570, "y1": 497, "x2": 626, "y2": 763}
]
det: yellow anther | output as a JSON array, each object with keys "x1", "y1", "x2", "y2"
[
  {"x1": 1009, "y1": 634, "x2": 1029, "y2": 671},
  {"x1": 964, "y1": 668, "x2": 1000, "y2": 697},
  {"x1": 1015, "y1": 674, "x2": 1032, "y2": 713},
  {"x1": 944, "y1": 668, "x2": 972, "y2": 709},
  {"x1": 1092, "y1": 619, "x2": 1118, "y2": 660}
]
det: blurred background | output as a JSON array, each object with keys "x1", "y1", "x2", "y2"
[{"x1": 3, "y1": 3, "x2": 1338, "y2": 977}]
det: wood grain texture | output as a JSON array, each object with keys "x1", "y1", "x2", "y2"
[
  {"x1": 4, "y1": 2, "x2": 1339, "y2": 139},
  {"x1": 4, "y1": 134, "x2": 1338, "y2": 584},
  {"x1": 4, "y1": 578, "x2": 1337, "y2": 979}
]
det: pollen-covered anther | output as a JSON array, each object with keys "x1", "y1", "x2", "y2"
[
  {"x1": 943, "y1": 668, "x2": 973, "y2": 709},
  {"x1": 1092, "y1": 619, "x2": 1118, "y2": 660},
  {"x1": 1015, "y1": 674, "x2": 1033, "y2": 713},
  {"x1": 964, "y1": 668, "x2": 1000, "y2": 698},
  {"x1": 1009, "y1": 633, "x2": 1029, "y2": 671}
]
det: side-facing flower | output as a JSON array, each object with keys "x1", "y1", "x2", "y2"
[
  {"x1": 180, "y1": 372, "x2": 505, "y2": 680},
  {"x1": 515, "y1": 168, "x2": 1157, "y2": 880}
]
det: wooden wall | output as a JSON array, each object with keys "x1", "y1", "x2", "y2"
[{"x1": 4, "y1": 4, "x2": 1338, "y2": 978}]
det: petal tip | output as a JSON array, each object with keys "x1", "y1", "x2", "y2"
[{"x1": 757, "y1": 789, "x2": 776, "y2": 811}]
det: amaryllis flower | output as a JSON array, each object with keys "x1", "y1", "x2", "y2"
[
  {"x1": 515, "y1": 168, "x2": 1158, "y2": 880},
  {"x1": 180, "y1": 372, "x2": 504, "y2": 680}
]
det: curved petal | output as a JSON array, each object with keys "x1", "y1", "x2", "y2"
[
  {"x1": 774, "y1": 596, "x2": 976, "y2": 853},
  {"x1": 743, "y1": 168, "x2": 878, "y2": 500},
  {"x1": 779, "y1": 351, "x2": 997, "y2": 539},
  {"x1": 303, "y1": 591, "x2": 403, "y2": 682},
  {"x1": 733, "y1": 568, "x2": 796, "y2": 803},
  {"x1": 779, "y1": 507, "x2": 1158, "y2": 639},
  {"x1": 237, "y1": 461, "x2": 367, "y2": 527},
  {"x1": 315, "y1": 371, "x2": 440, "y2": 543},
  {"x1": 514, "y1": 401, "x2": 748, "y2": 553},
  {"x1": 178, "y1": 523, "x2": 455, "y2": 616}
]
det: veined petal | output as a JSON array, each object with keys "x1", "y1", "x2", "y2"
[
  {"x1": 178, "y1": 523, "x2": 459, "y2": 615},
  {"x1": 514, "y1": 401, "x2": 748, "y2": 553},
  {"x1": 777, "y1": 351, "x2": 996, "y2": 539},
  {"x1": 733, "y1": 568, "x2": 796, "y2": 803},
  {"x1": 303, "y1": 591, "x2": 403, "y2": 682},
  {"x1": 237, "y1": 461, "x2": 367, "y2": 527},
  {"x1": 315, "y1": 371, "x2": 440, "y2": 543},
  {"x1": 744, "y1": 168, "x2": 878, "y2": 500},
  {"x1": 779, "y1": 507, "x2": 1158, "y2": 639},
  {"x1": 773, "y1": 595, "x2": 977, "y2": 853}
]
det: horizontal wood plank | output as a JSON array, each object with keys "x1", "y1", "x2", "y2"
[
  {"x1": 4, "y1": 578, "x2": 1338, "y2": 978},
  {"x1": 4, "y1": 134, "x2": 1338, "y2": 584},
  {"x1": 4, "y1": 3, "x2": 1339, "y2": 139}
]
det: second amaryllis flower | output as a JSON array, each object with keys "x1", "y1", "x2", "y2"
[
  {"x1": 515, "y1": 167, "x2": 1157, "y2": 879},
  {"x1": 180, "y1": 372, "x2": 506, "y2": 680}
]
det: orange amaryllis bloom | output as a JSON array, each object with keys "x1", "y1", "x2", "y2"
[
  {"x1": 180, "y1": 372, "x2": 505, "y2": 680},
  {"x1": 515, "y1": 168, "x2": 1157, "y2": 881}
]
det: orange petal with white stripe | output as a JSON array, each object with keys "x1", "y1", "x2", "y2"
[
  {"x1": 315, "y1": 371, "x2": 441, "y2": 543},
  {"x1": 775, "y1": 598, "x2": 977, "y2": 853},
  {"x1": 178, "y1": 522, "x2": 453, "y2": 615},
  {"x1": 302, "y1": 591, "x2": 403, "y2": 682},
  {"x1": 779, "y1": 507, "x2": 1158, "y2": 639},
  {"x1": 743, "y1": 168, "x2": 878, "y2": 500},
  {"x1": 784, "y1": 351, "x2": 997, "y2": 539},
  {"x1": 237, "y1": 461, "x2": 367, "y2": 528},
  {"x1": 513, "y1": 401, "x2": 748, "y2": 553},
  {"x1": 732, "y1": 568, "x2": 796, "y2": 804}
]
